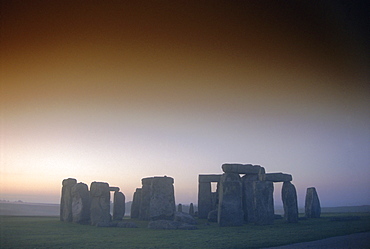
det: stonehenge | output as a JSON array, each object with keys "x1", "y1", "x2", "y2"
[
  {"x1": 198, "y1": 163, "x2": 315, "y2": 226},
  {"x1": 60, "y1": 178, "x2": 125, "y2": 226}
]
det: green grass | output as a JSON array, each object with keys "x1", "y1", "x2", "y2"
[{"x1": 1, "y1": 213, "x2": 370, "y2": 248}]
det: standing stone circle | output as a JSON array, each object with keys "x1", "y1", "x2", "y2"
[
  {"x1": 281, "y1": 181, "x2": 298, "y2": 223},
  {"x1": 305, "y1": 187, "x2": 321, "y2": 218},
  {"x1": 60, "y1": 178, "x2": 77, "y2": 222},
  {"x1": 71, "y1": 182, "x2": 90, "y2": 224}
]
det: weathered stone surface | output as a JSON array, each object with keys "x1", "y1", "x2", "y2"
[
  {"x1": 207, "y1": 209, "x2": 218, "y2": 222},
  {"x1": 198, "y1": 181, "x2": 212, "y2": 219},
  {"x1": 117, "y1": 222, "x2": 138, "y2": 228},
  {"x1": 177, "y1": 204, "x2": 182, "y2": 212},
  {"x1": 222, "y1": 163, "x2": 263, "y2": 174},
  {"x1": 130, "y1": 188, "x2": 142, "y2": 218},
  {"x1": 174, "y1": 211, "x2": 197, "y2": 225},
  {"x1": 149, "y1": 176, "x2": 176, "y2": 220},
  {"x1": 305, "y1": 187, "x2": 321, "y2": 218},
  {"x1": 71, "y1": 182, "x2": 90, "y2": 224},
  {"x1": 90, "y1": 182, "x2": 111, "y2": 226},
  {"x1": 60, "y1": 178, "x2": 77, "y2": 222},
  {"x1": 241, "y1": 175, "x2": 256, "y2": 223},
  {"x1": 139, "y1": 177, "x2": 153, "y2": 220},
  {"x1": 198, "y1": 174, "x2": 222, "y2": 183},
  {"x1": 189, "y1": 203, "x2": 194, "y2": 216},
  {"x1": 113, "y1": 191, "x2": 125, "y2": 221},
  {"x1": 218, "y1": 173, "x2": 244, "y2": 226},
  {"x1": 253, "y1": 181, "x2": 274, "y2": 225},
  {"x1": 265, "y1": 173, "x2": 292, "y2": 182},
  {"x1": 282, "y1": 181, "x2": 298, "y2": 223},
  {"x1": 109, "y1": 187, "x2": 120, "y2": 192}
]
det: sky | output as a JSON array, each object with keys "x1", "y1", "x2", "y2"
[{"x1": 1, "y1": 1, "x2": 369, "y2": 207}]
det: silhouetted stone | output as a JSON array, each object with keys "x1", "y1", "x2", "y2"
[
  {"x1": 305, "y1": 187, "x2": 321, "y2": 218},
  {"x1": 109, "y1": 187, "x2": 120, "y2": 192},
  {"x1": 148, "y1": 220, "x2": 197, "y2": 230},
  {"x1": 60, "y1": 178, "x2": 77, "y2": 222},
  {"x1": 207, "y1": 209, "x2": 218, "y2": 222},
  {"x1": 198, "y1": 174, "x2": 221, "y2": 219},
  {"x1": 189, "y1": 203, "x2": 194, "y2": 216},
  {"x1": 90, "y1": 182, "x2": 111, "y2": 226},
  {"x1": 253, "y1": 181, "x2": 274, "y2": 225},
  {"x1": 149, "y1": 176, "x2": 176, "y2": 220},
  {"x1": 241, "y1": 174, "x2": 256, "y2": 223},
  {"x1": 139, "y1": 177, "x2": 153, "y2": 220},
  {"x1": 222, "y1": 163, "x2": 262, "y2": 174},
  {"x1": 177, "y1": 204, "x2": 182, "y2": 212},
  {"x1": 174, "y1": 211, "x2": 197, "y2": 225},
  {"x1": 130, "y1": 188, "x2": 142, "y2": 218},
  {"x1": 265, "y1": 173, "x2": 292, "y2": 182},
  {"x1": 282, "y1": 181, "x2": 298, "y2": 223},
  {"x1": 113, "y1": 191, "x2": 125, "y2": 221},
  {"x1": 71, "y1": 182, "x2": 90, "y2": 224},
  {"x1": 218, "y1": 173, "x2": 244, "y2": 226}
]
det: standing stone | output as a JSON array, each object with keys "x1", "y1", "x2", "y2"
[
  {"x1": 178, "y1": 204, "x2": 182, "y2": 212},
  {"x1": 253, "y1": 181, "x2": 274, "y2": 225},
  {"x1": 242, "y1": 174, "x2": 258, "y2": 223},
  {"x1": 189, "y1": 203, "x2": 194, "y2": 216},
  {"x1": 282, "y1": 182, "x2": 298, "y2": 223},
  {"x1": 139, "y1": 177, "x2": 153, "y2": 220},
  {"x1": 90, "y1": 182, "x2": 111, "y2": 226},
  {"x1": 218, "y1": 173, "x2": 244, "y2": 226},
  {"x1": 60, "y1": 178, "x2": 77, "y2": 222},
  {"x1": 71, "y1": 182, "x2": 90, "y2": 224},
  {"x1": 113, "y1": 191, "x2": 125, "y2": 221},
  {"x1": 305, "y1": 187, "x2": 321, "y2": 218},
  {"x1": 130, "y1": 188, "x2": 142, "y2": 218},
  {"x1": 149, "y1": 176, "x2": 176, "y2": 220},
  {"x1": 198, "y1": 181, "x2": 212, "y2": 219}
]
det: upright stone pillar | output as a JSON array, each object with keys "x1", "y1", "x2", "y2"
[
  {"x1": 189, "y1": 203, "x2": 194, "y2": 216},
  {"x1": 130, "y1": 188, "x2": 142, "y2": 218},
  {"x1": 90, "y1": 182, "x2": 111, "y2": 226},
  {"x1": 149, "y1": 176, "x2": 176, "y2": 220},
  {"x1": 218, "y1": 173, "x2": 244, "y2": 226},
  {"x1": 71, "y1": 182, "x2": 90, "y2": 224},
  {"x1": 305, "y1": 187, "x2": 321, "y2": 218},
  {"x1": 113, "y1": 191, "x2": 125, "y2": 221},
  {"x1": 60, "y1": 178, "x2": 77, "y2": 222},
  {"x1": 139, "y1": 177, "x2": 153, "y2": 220},
  {"x1": 242, "y1": 174, "x2": 258, "y2": 223},
  {"x1": 282, "y1": 181, "x2": 298, "y2": 223},
  {"x1": 253, "y1": 181, "x2": 274, "y2": 225},
  {"x1": 178, "y1": 204, "x2": 182, "y2": 212},
  {"x1": 198, "y1": 181, "x2": 212, "y2": 219}
]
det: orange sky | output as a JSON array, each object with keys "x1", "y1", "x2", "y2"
[{"x1": 1, "y1": 1, "x2": 369, "y2": 206}]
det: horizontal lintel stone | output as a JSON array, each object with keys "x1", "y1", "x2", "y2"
[
  {"x1": 222, "y1": 163, "x2": 262, "y2": 174},
  {"x1": 109, "y1": 187, "x2": 120, "y2": 192},
  {"x1": 199, "y1": 174, "x2": 222, "y2": 183},
  {"x1": 265, "y1": 173, "x2": 292, "y2": 182}
]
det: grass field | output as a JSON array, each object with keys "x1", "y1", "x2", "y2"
[{"x1": 1, "y1": 213, "x2": 369, "y2": 249}]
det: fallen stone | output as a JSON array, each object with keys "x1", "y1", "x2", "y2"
[
  {"x1": 174, "y1": 211, "x2": 197, "y2": 225},
  {"x1": 147, "y1": 220, "x2": 181, "y2": 229},
  {"x1": 265, "y1": 173, "x2": 292, "y2": 182},
  {"x1": 207, "y1": 209, "x2": 218, "y2": 222},
  {"x1": 96, "y1": 221, "x2": 117, "y2": 227}
]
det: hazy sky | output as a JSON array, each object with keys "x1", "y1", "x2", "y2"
[{"x1": 1, "y1": 1, "x2": 369, "y2": 207}]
